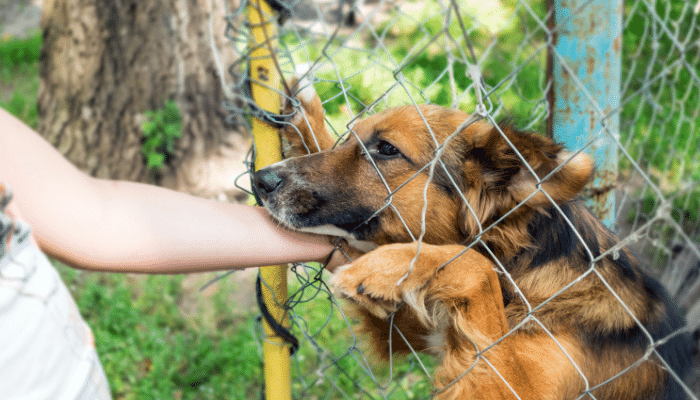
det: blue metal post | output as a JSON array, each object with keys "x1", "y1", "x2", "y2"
[{"x1": 552, "y1": 0, "x2": 622, "y2": 228}]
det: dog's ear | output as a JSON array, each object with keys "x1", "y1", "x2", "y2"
[
  {"x1": 279, "y1": 68, "x2": 334, "y2": 157},
  {"x1": 464, "y1": 125, "x2": 594, "y2": 208}
]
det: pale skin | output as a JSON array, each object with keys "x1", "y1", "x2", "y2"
[{"x1": 0, "y1": 108, "x2": 354, "y2": 273}]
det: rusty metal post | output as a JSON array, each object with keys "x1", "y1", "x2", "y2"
[{"x1": 551, "y1": 0, "x2": 622, "y2": 228}]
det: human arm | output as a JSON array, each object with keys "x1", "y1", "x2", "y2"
[{"x1": 0, "y1": 108, "x2": 354, "y2": 273}]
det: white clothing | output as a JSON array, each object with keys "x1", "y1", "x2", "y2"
[{"x1": 0, "y1": 193, "x2": 111, "y2": 400}]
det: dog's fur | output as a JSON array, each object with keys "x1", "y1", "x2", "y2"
[{"x1": 253, "y1": 80, "x2": 692, "y2": 399}]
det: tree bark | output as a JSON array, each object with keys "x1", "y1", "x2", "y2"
[{"x1": 38, "y1": 0, "x2": 249, "y2": 199}]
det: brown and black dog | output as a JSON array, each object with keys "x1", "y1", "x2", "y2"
[{"x1": 253, "y1": 79, "x2": 692, "y2": 399}]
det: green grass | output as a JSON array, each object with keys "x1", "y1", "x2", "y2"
[
  {"x1": 0, "y1": 31, "x2": 41, "y2": 67},
  {"x1": 56, "y1": 261, "x2": 434, "y2": 399},
  {"x1": 0, "y1": 32, "x2": 41, "y2": 127}
]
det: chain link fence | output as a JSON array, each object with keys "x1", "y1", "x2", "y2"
[{"x1": 219, "y1": 0, "x2": 700, "y2": 397}]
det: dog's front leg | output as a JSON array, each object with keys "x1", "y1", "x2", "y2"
[
  {"x1": 333, "y1": 243, "x2": 507, "y2": 339},
  {"x1": 333, "y1": 243, "x2": 577, "y2": 400}
]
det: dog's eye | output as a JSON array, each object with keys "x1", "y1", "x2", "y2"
[{"x1": 377, "y1": 140, "x2": 400, "y2": 157}]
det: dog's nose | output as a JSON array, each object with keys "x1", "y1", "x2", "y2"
[{"x1": 254, "y1": 167, "x2": 285, "y2": 196}]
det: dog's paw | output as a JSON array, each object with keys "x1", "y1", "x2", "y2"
[{"x1": 332, "y1": 243, "x2": 434, "y2": 319}]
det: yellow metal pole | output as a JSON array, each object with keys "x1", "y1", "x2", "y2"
[{"x1": 247, "y1": 1, "x2": 291, "y2": 399}]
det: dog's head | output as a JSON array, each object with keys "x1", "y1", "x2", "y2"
[{"x1": 254, "y1": 104, "x2": 593, "y2": 255}]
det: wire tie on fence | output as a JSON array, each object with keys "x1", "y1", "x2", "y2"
[
  {"x1": 467, "y1": 63, "x2": 487, "y2": 117},
  {"x1": 243, "y1": 77, "x2": 287, "y2": 128},
  {"x1": 255, "y1": 273, "x2": 300, "y2": 355},
  {"x1": 655, "y1": 200, "x2": 673, "y2": 222},
  {"x1": 247, "y1": 0, "x2": 291, "y2": 24},
  {"x1": 612, "y1": 248, "x2": 621, "y2": 261}
]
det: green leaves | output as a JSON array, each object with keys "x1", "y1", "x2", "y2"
[
  {"x1": 141, "y1": 100, "x2": 182, "y2": 175},
  {"x1": 0, "y1": 33, "x2": 42, "y2": 71},
  {"x1": 0, "y1": 33, "x2": 41, "y2": 128}
]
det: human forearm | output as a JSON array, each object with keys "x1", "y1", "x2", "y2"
[
  {"x1": 55, "y1": 178, "x2": 336, "y2": 273},
  {"x1": 1, "y1": 108, "x2": 340, "y2": 273}
]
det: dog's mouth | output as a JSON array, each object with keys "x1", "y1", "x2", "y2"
[{"x1": 253, "y1": 163, "x2": 380, "y2": 252}]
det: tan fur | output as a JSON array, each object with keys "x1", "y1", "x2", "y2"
[
  {"x1": 280, "y1": 77, "x2": 336, "y2": 157},
  {"x1": 334, "y1": 243, "x2": 586, "y2": 400},
  {"x1": 254, "y1": 83, "x2": 687, "y2": 399}
]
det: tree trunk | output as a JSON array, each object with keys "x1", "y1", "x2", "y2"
[{"x1": 38, "y1": 0, "x2": 250, "y2": 200}]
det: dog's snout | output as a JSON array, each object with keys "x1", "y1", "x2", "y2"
[{"x1": 254, "y1": 167, "x2": 285, "y2": 196}]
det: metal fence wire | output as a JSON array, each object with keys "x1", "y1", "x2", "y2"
[{"x1": 219, "y1": 0, "x2": 700, "y2": 398}]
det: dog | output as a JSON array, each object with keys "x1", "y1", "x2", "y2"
[{"x1": 252, "y1": 78, "x2": 692, "y2": 399}]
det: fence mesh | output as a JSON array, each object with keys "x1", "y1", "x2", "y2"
[{"x1": 220, "y1": 0, "x2": 700, "y2": 398}]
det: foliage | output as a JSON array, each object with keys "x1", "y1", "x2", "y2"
[
  {"x1": 0, "y1": 32, "x2": 41, "y2": 127},
  {"x1": 1, "y1": 86, "x2": 38, "y2": 126},
  {"x1": 620, "y1": 0, "x2": 700, "y2": 228},
  {"x1": 0, "y1": 32, "x2": 41, "y2": 72},
  {"x1": 282, "y1": 0, "x2": 548, "y2": 135},
  {"x1": 141, "y1": 100, "x2": 182, "y2": 175}
]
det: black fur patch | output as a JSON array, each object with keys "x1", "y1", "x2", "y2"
[
  {"x1": 294, "y1": 187, "x2": 380, "y2": 240},
  {"x1": 580, "y1": 274, "x2": 682, "y2": 351},
  {"x1": 523, "y1": 202, "x2": 640, "y2": 282},
  {"x1": 525, "y1": 202, "x2": 600, "y2": 270},
  {"x1": 343, "y1": 213, "x2": 382, "y2": 241},
  {"x1": 581, "y1": 274, "x2": 691, "y2": 400},
  {"x1": 644, "y1": 276, "x2": 692, "y2": 386}
]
